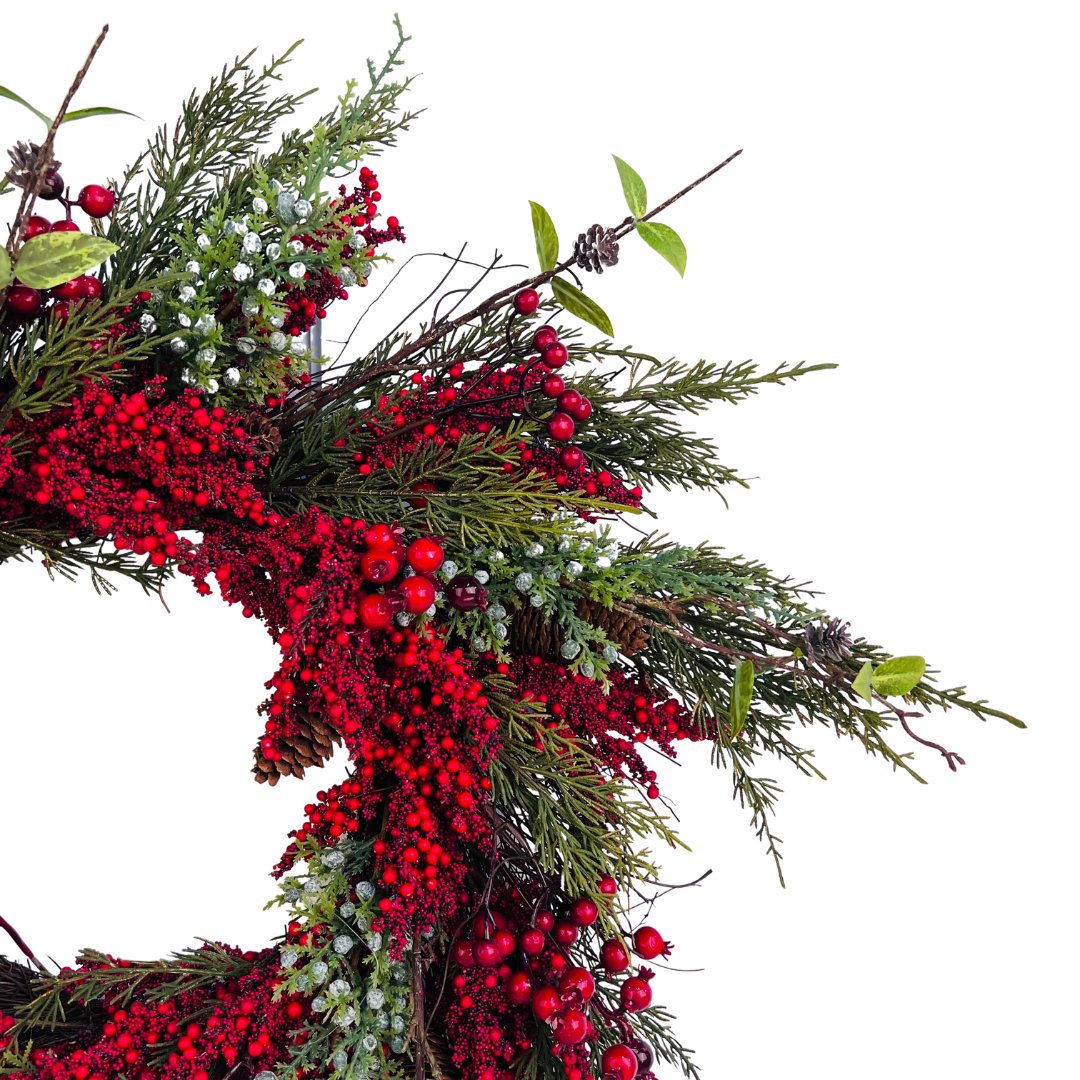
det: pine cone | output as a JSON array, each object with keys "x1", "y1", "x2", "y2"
[
  {"x1": 508, "y1": 597, "x2": 649, "y2": 661},
  {"x1": 4, "y1": 141, "x2": 60, "y2": 191},
  {"x1": 242, "y1": 411, "x2": 282, "y2": 454},
  {"x1": 573, "y1": 224, "x2": 620, "y2": 274},
  {"x1": 803, "y1": 617, "x2": 853, "y2": 664},
  {"x1": 253, "y1": 710, "x2": 341, "y2": 785}
]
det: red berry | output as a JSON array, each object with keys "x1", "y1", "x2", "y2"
[
  {"x1": 533, "y1": 325, "x2": 558, "y2": 350},
  {"x1": 619, "y1": 976, "x2": 652, "y2": 1013},
  {"x1": 401, "y1": 574, "x2": 436, "y2": 614},
  {"x1": 494, "y1": 929, "x2": 517, "y2": 957},
  {"x1": 553, "y1": 1008, "x2": 588, "y2": 1046},
  {"x1": 547, "y1": 412, "x2": 575, "y2": 442},
  {"x1": 506, "y1": 971, "x2": 533, "y2": 1005},
  {"x1": 542, "y1": 375, "x2": 565, "y2": 398},
  {"x1": 4, "y1": 285, "x2": 43, "y2": 316},
  {"x1": 557, "y1": 967, "x2": 595, "y2": 1003},
  {"x1": 531, "y1": 986, "x2": 561, "y2": 1021},
  {"x1": 553, "y1": 920, "x2": 578, "y2": 946},
  {"x1": 82, "y1": 275, "x2": 104, "y2": 299},
  {"x1": 364, "y1": 523, "x2": 397, "y2": 550},
  {"x1": 632, "y1": 926, "x2": 670, "y2": 960},
  {"x1": 559, "y1": 446, "x2": 584, "y2": 470},
  {"x1": 446, "y1": 574, "x2": 486, "y2": 612},
  {"x1": 77, "y1": 184, "x2": 117, "y2": 218},
  {"x1": 570, "y1": 395, "x2": 593, "y2": 421},
  {"x1": 51, "y1": 220, "x2": 80, "y2": 232},
  {"x1": 598, "y1": 874, "x2": 618, "y2": 896},
  {"x1": 557, "y1": 390, "x2": 583, "y2": 415},
  {"x1": 452, "y1": 940, "x2": 475, "y2": 967},
  {"x1": 600, "y1": 939, "x2": 630, "y2": 974},
  {"x1": 39, "y1": 169, "x2": 64, "y2": 200},
  {"x1": 569, "y1": 898, "x2": 598, "y2": 927},
  {"x1": 23, "y1": 215, "x2": 51, "y2": 239},
  {"x1": 628, "y1": 1039, "x2": 654, "y2": 1074},
  {"x1": 535, "y1": 911, "x2": 555, "y2": 932},
  {"x1": 406, "y1": 537, "x2": 444, "y2": 573},
  {"x1": 519, "y1": 928, "x2": 546, "y2": 955},
  {"x1": 361, "y1": 550, "x2": 400, "y2": 583},
  {"x1": 602, "y1": 1044, "x2": 639, "y2": 1080},
  {"x1": 541, "y1": 342, "x2": 568, "y2": 369},
  {"x1": 51, "y1": 277, "x2": 87, "y2": 301},
  {"x1": 474, "y1": 940, "x2": 501, "y2": 967},
  {"x1": 359, "y1": 593, "x2": 394, "y2": 630},
  {"x1": 513, "y1": 288, "x2": 540, "y2": 315}
]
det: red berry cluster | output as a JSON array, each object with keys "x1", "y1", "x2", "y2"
[
  {"x1": 3, "y1": 182, "x2": 117, "y2": 322},
  {"x1": 279, "y1": 167, "x2": 405, "y2": 335},
  {"x1": 1, "y1": 945, "x2": 305, "y2": 1080}
]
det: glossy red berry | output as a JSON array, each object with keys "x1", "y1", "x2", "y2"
[
  {"x1": 51, "y1": 277, "x2": 87, "y2": 301},
  {"x1": 600, "y1": 938, "x2": 630, "y2": 974},
  {"x1": 632, "y1": 926, "x2": 670, "y2": 960},
  {"x1": 506, "y1": 971, "x2": 533, "y2": 1005},
  {"x1": 628, "y1": 1038, "x2": 654, "y2": 1074},
  {"x1": 361, "y1": 550, "x2": 400, "y2": 583},
  {"x1": 445, "y1": 573, "x2": 487, "y2": 611},
  {"x1": 23, "y1": 215, "x2": 51, "y2": 239},
  {"x1": 557, "y1": 967, "x2": 595, "y2": 1003},
  {"x1": 553, "y1": 920, "x2": 579, "y2": 946},
  {"x1": 513, "y1": 288, "x2": 540, "y2": 315},
  {"x1": 569, "y1": 897, "x2": 598, "y2": 927},
  {"x1": 400, "y1": 574, "x2": 436, "y2": 614},
  {"x1": 452, "y1": 939, "x2": 475, "y2": 967},
  {"x1": 77, "y1": 184, "x2": 117, "y2": 218},
  {"x1": 598, "y1": 874, "x2": 618, "y2": 896},
  {"x1": 359, "y1": 593, "x2": 394, "y2": 630},
  {"x1": 541, "y1": 342, "x2": 568, "y2": 369},
  {"x1": 547, "y1": 412, "x2": 575, "y2": 442},
  {"x1": 51, "y1": 219, "x2": 80, "y2": 232},
  {"x1": 474, "y1": 939, "x2": 501, "y2": 967},
  {"x1": 571, "y1": 395, "x2": 593, "y2": 421},
  {"x1": 557, "y1": 390, "x2": 583, "y2": 415},
  {"x1": 553, "y1": 1008, "x2": 588, "y2": 1046},
  {"x1": 533, "y1": 325, "x2": 558, "y2": 350},
  {"x1": 519, "y1": 928, "x2": 546, "y2": 955},
  {"x1": 535, "y1": 911, "x2": 555, "y2": 932},
  {"x1": 559, "y1": 446, "x2": 584, "y2": 470},
  {"x1": 4, "y1": 285, "x2": 43, "y2": 317},
  {"x1": 619, "y1": 976, "x2": 652, "y2": 1013},
  {"x1": 82, "y1": 275, "x2": 103, "y2": 300},
  {"x1": 364, "y1": 523, "x2": 397, "y2": 550},
  {"x1": 602, "y1": 1044, "x2": 639, "y2": 1080},
  {"x1": 541, "y1": 375, "x2": 565, "y2": 398},
  {"x1": 406, "y1": 537, "x2": 444, "y2": 572},
  {"x1": 531, "y1": 986, "x2": 561, "y2": 1021}
]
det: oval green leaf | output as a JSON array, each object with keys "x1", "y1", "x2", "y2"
[
  {"x1": 0, "y1": 84, "x2": 50, "y2": 126},
  {"x1": 870, "y1": 655, "x2": 926, "y2": 697},
  {"x1": 636, "y1": 220, "x2": 687, "y2": 277},
  {"x1": 551, "y1": 276, "x2": 614, "y2": 337},
  {"x1": 730, "y1": 659, "x2": 755, "y2": 737},
  {"x1": 61, "y1": 106, "x2": 142, "y2": 124},
  {"x1": 529, "y1": 200, "x2": 559, "y2": 273},
  {"x1": 852, "y1": 660, "x2": 874, "y2": 703},
  {"x1": 612, "y1": 155, "x2": 647, "y2": 218},
  {"x1": 0, "y1": 248, "x2": 13, "y2": 290},
  {"x1": 15, "y1": 231, "x2": 119, "y2": 289}
]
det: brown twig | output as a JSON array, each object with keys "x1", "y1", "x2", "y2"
[
  {"x1": 5, "y1": 25, "x2": 110, "y2": 259},
  {"x1": 0, "y1": 913, "x2": 50, "y2": 975}
]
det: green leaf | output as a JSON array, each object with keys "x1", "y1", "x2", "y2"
[
  {"x1": 870, "y1": 656, "x2": 926, "y2": 697},
  {"x1": 15, "y1": 232, "x2": 119, "y2": 289},
  {"x1": 852, "y1": 660, "x2": 874, "y2": 703},
  {"x1": 612, "y1": 155, "x2": 647, "y2": 218},
  {"x1": 0, "y1": 248, "x2": 12, "y2": 290},
  {"x1": 61, "y1": 106, "x2": 142, "y2": 124},
  {"x1": 636, "y1": 221, "x2": 687, "y2": 277},
  {"x1": 529, "y1": 200, "x2": 559, "y2": 273},
  {"x1": 729, "y1": 659, "x2": 755, "y2": 737},
  {"x1": 551, "y1": 277, "x2": 614, "y2": 337},
  {"x1": 0, "y1": 84, "x2": 50, "y2": 126}
]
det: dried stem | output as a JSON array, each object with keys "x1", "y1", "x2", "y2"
[
  {"x1": 0, "y1": 913, "x2": 50, "y2": 975},
  {"x1": 5, "y1": 25, "x2": 110, "y2": 259}
]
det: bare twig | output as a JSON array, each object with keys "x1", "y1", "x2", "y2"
[{"x1": 0, "y1": 914, "x2": 50, "y2": 975}]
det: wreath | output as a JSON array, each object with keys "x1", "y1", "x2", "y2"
[{"x1": 0, "y1": 22, "x2": 1022, "y2": 1080}]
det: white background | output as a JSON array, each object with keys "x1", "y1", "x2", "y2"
[{"x1": 1, "y1": 3, "x2": 1077, "y2": 1077}]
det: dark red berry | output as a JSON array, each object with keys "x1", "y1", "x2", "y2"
[
  {"x1": 474, "y1": 940, "x2": 501, "y2": 967},
  {"x1": 559, "y1": 446, "x2": 584, "y2": 470},
  {"x1": 23, "y1": 215, "x2": 51, "y2": 239},
  {"x1": 602, "y1": 1044, "x2": 639, "y2": 1080},
  {"x1": 570, "y1": 395, "x2": 593, "y2": 422},
  {"x1": 51, "y1": 220, "x2": 79, "y2": 232},
  {"x1": 600, "y1": 938, "x2": 630, "y2": 974},
  {"x1": 453, "y1": 939, "x2": 475, "y2": 967},
  {"x1": 533, "y1": 325, "x2": 558, "y2": 350},
  {"x1": 535, "y1": 911, "x2": 555, "y2": 932},
  {"x1": 598, "y1": 874, "x2": 618, "y2": 896},
  {"x1": 38, "y1": 170, "x2": 64, "y2": 200},
  {"x1": 51, "y1": 277, "x2": 87, "y2": 301},
  {"x1": 628, "y1": 1039, "x2": 654, "y2": 1074},
  {"x1": 542, "y1": 375, "x2": 565, "y2": 398},
  {"x1": 513, "y1": 288, "x2": 540, "y2": 315},
  {"x1": 547, "y1": 412, "x2": 575, "y2": 441},
  {"x1": 541, "y1": 342, "x2": 568, "y2": 369},
  {"x1": 82, "y1": 275, "x2": 103, "y2": 299},
  {"x1": 557, "y1": 390, "x2": 583, "y2": 414},
  {"x1": 569, "y1": 898, "x2": 598, "y2": 927},
  {"x1": 619, "y1": 976, "x2": 652, "y2": 1013},
  {"x1": 77, "y1": 184, "x2": 116, "y2": 219},
  {"x1": 506, "y1": 971, "x2": 533, "y2": 1005},
  {"x1": 445, "y1": 574, "x2": 487, "y2": 612},
  {"x1": 4, "y1": 285, "x2": 43, "y2": 316},
  {"x1": 632, "y1": 926, "x2": 670, "y2": 960},
  {"x1": 553, "y1": 920, "x2": 579, "y2": 946}
]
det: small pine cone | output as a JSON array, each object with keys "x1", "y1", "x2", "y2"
[
  {"x1": 242, "y1": 411, "x2": 282, "y2": 454},
  {"x1": 576, "y1": 598, "x2": 649, "y2": 656},
  {"x1": 4, "y1": 141, "x2": 60, "y2": 191},
  {"x1": 252, "y1": 709, "x2": 342, "y2": 784},
  {"x1": 803, "y1": 617, "x2": 853, "y2": 664},
  {"x1": 573, "y1": 224, "x2": 620, "y2": 274}
]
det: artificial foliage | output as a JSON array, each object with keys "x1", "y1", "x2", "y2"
[{"x1": 0, "y1": 22, "x2": 1022, "y2": 1080}]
